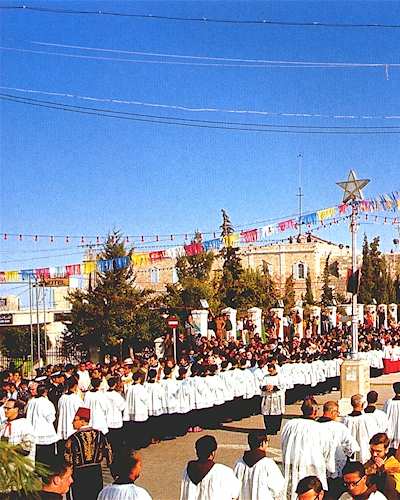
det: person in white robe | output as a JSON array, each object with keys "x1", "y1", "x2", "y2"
[
  {"x1": 0, "y1": 398, "x2": 36, "y2": 463},
  {"x1": 105, "y1": 377, "x2": 126, "y2": 453},
  {"x1": 339, "y1": 461, "x2": 387, "y2": 500},
  {"x1": 84, "y1": 378, "x2": 110, "y2": 435},
  {"x1": 317, "y1": 401, "x2": 360, "y2": 498},
  {"x1": 76, "y1": 362, "x2": 91, "y2": 393},
  {"x1": 57, "y1": 376, "x2": 83, "y2": 443},
  {"x1": 97, "y1": 449, "x2": 152, "y2": 500},
  {"x1": 124, "y1": 371, "x2": 149, "y2": 448},
  {"x1": 281, "y1": 397, "x2": 335, "y2": 500},
  {"x1": 343, "y1": 394, "x2": 373, "y2": 463},
  {"x1": 260, "y1": 363, "x2": 285, "y2": 436},
  {"x1": 26, "y1": 384, "x2": 58, "y2": 464},
  {"x1": 145, "y1": 368, "x2": 164, "y2": 442},
  {"x1": 383, "y1": 382, "x2": 400, "y2": 451},
  {"x1": 234, "y1": 431, "x2": 284, "y2": 500},
  {"x1": 180, "y1": 435, "x2": 241, "y2": 500},
  {"x1": 364, "y1": 390, "x2": 390, "y2": 436}
]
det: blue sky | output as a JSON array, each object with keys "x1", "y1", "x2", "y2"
[{"x1": 0, "y1": 0, "x2": 399, "y2": 294}]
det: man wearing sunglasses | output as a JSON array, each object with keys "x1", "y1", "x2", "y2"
[{"x1": 339, "y1": 462, "x2": 386, "y2": 499}]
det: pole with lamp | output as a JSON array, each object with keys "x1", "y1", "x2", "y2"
[{"x1": 336, "y1": 170, "x2": 370, "y2": 414}]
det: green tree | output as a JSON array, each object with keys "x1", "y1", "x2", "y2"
[
  {"x1": 283, "y1": 274, "x2": 295, "y2": 314},
  {"x1": 218, "y1": 209, "x2": 244, "y2": 308},
  {"x1": 234, "y1": 267, "x2": 278, "y2": 311},
  {"x1": 64, "y1": 231, "x2": 162, "y2": 359},
  {"x1": 320, "y1": 256, "x2": 335, "y2": 306},
  {"x1": 165, "y1": 231, "x2": 219, "y2": 315},
  {"x1": 358, "y1": 235, "x2": 373, "y2": 304},
  {"x1": 0, "y1": 326, "x2": 46, "y2": 360},
  {"x1": 304, "y1": 269, "x2": 314, "y2": 305}
]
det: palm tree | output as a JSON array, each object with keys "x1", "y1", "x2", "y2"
[{"x1": 0, "y1": 441, "x2": 48, "y2": 499}]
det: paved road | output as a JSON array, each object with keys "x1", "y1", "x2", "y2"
[{"x1": 102, "y1": 372, "x2": 399, "y2": 500}]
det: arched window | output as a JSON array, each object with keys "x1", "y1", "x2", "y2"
[
  {"x1": 293, "y1": 261, "x2": 307, "y2": 280},
  {"x1": 150, "y1": 268, "x2": 160, "y2": 284}
]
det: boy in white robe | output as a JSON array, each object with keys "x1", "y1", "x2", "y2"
[
  {"x1": 281, "y1": 397, "x2": 335, "y2": 500},
  {"x1": 343, "y1": 394, "x2": 373, "y2": 463},
  {"x1": 260, "y1": 363, "x2": 285, "y2": 436},
  {"x1": 97, "y1": 449, "x2": 152, "y2": 500},
  {"x1": 364, "y1": 391, "x2": 389, "y2": 436},
  {"x1": 26, "y1": 384, "x2": 58, "y2": 464},
  {"x1": 124, "y1": 371, "x2": 149, "y2": 448},
  {"x1": 383, "y1": 382, "x2": 400, "y2": 452},
  {"x1": 105, "y1": 377, "x2": 126, "y2": 453},
  {"x1": 57, "y1": 377, "x2": 82, "y2": 443},
  {"x1": 84, "y1": 378, "x2": 110, "y2": 435},
  {"x1": 180, "y1": 434, "x2": 241, "y2": 500},
  {"x1": 145, "y1": 369, "x2": 164, "y2": 443},
  {"x1": 234, "y1": 431, "x2": 284, "y2": 500},
  {"x1": 317, "y1": 400, "x2": 360, "y2": 498}
]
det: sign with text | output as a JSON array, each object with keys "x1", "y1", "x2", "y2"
[{"x1": 0, "y1": 313, "x2": 13, "y2": 325}]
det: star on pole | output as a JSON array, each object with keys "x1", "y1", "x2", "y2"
[{"x1": 336, "y1": 170, "x2": 370, "y2": 204}]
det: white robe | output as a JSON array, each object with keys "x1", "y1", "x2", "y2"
[
  {"x1": 260, "y1": 374, "x2": 285, "y2": 416},
  {"x1": 364, "y1": 408, "x2": 390, "y2": 436},
  {"x1": 26, "y1": 396, "x2": 58, "y2": 445},
  {"x1": 0, "y1": 417, "x2": 36, "y2": 463},
  {"x1": 145, "y1": 381, "x2": 164, "y2": 417},
  {"x1": 57, "y1": 392, "x2": 83, "y2": 440},
  {"x1": 124, "y1": 383, "x2": 149, "y2": 422},
  {"x1": 383, "y1": 398, "x2": 400, "y2": 449},
  {"x1": 97, "y1": 483, "x2": 152, "y2": 499},
  {"x1": 234, "y1": 456, "x2": 284, "y2": 500},
  {"x1": 76, "y1": 369, "x2": 91, "y2": 392},
  {"x1": 343, "y1": 414, "x2": 373, "y2": 463},
  {"x1": 84, "y1": 390, "x2": 110, "y2": 434},
  {"x1": 318, "y1": 419, "x2": 360, "y2": 478},
  {"x1": 105, "y1": 390, "x2": 126, "y2": 429},
  {"x1": 281, "y1": 418, "x2": 334, "y2": 500},
  {"x1": 339, "y1": 491, "x2": 387, "y2": 500},
  {"x1": 180, "y1": 462, "x2": 241, "y2": 500}
]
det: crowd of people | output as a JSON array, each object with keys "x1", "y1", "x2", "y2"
[{"x1": 0, "y1": 323, "x2": 399, "y2": 499}]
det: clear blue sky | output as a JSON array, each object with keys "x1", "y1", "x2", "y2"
[{"x1": 0, "y1": 0, "x2": 399, "y2": 291}]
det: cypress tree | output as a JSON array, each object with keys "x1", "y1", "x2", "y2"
[
  {"x1": 304, "y1": 269, "x2": 314, "y2": 305},
  {"x1": 358, "y1": 235, "x2": 373, "y2": 304}
]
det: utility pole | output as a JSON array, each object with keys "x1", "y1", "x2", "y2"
[
  {"x1": 28, "y1": 275, "x2": 34, "y2": 375},
  {"x1": 42, "y1": 283, "x2": 47, "y2": 359},
  {"x1": 35, "y1": 278, "x2": 41, "y2": 367},
  {"x1": 297, "y1": 153, "x2": 304, "y2": 236}
]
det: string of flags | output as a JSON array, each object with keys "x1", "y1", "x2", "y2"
[
  {"x1": 0, "y1": 193, "x2": 399, "y2": 283},
  {"x1": 1, "y1": 190, "x2": 399, "y2": 247}
]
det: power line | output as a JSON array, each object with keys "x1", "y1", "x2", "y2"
[
  {"x1": 1, "y1": 5, "x2": 400, "y2": 29},
  {"x1": 3, "y1": 86, "x2": 400, "y2": 121},
  {"x1": 31, "y1": 42, "x2": 400, "y2": 69},
  {"x1": 2, "y1": 93, "x2": 400, "y2": 134}
]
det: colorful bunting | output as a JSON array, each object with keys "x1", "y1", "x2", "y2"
[{"x1": 240, "y1": 229, "x2": 258, "y2": 243}]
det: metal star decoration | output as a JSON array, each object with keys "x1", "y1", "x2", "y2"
[{"x1": 336, "y1": 170, "x2": 370, "y2": 204}]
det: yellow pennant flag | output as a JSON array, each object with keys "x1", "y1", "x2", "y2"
[
  {"x1": 5, "y1": 270, "x2": 20, "y2": 281},
  {"x1": 223, "y1": 232, "x2": 240, "y2": 247},
  {"x1": 83, "y1": 261, "x2": 97, "y2": 274},
  {"x1": 317, "y1": 207, "x2": 336, "y2": 221},
  {"x1": 131, "y1": 253, "x2": 151, "y2": 266}
]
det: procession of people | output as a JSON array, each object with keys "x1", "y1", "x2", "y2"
[{"x1": 0, "y1": 320, "x2": 399, "y2": 499}]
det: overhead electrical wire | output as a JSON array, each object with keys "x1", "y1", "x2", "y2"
[
  {"x1": 3, "y1": 86, "x2": 400, "y2": 121},
  {"x1": 30, "y1": 41, "x2": 400, "y2": 70},
  {"x1": 2, "y1": 93, "x2": 400, "y2": 134},
  {"x1": 1, "y1": 5, "x2": 400, "y2": 29}
]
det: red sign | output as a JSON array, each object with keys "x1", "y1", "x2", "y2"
[{"x1": 167, "y1": 316, "x2": 179, "y2": 328}]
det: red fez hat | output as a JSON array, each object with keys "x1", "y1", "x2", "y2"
[{"x1": 75, "y1": 407, "x2": 91, "y2": 421}]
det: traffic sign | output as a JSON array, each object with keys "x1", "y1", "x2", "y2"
[{"x1": 167, "y1": 316, "x2": 179, "y2": 328}]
